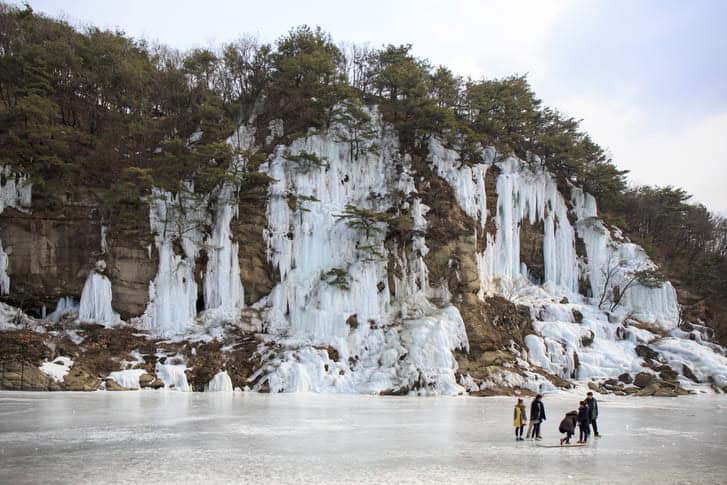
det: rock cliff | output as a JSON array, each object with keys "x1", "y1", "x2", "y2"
[{"x1": 1, "y1": 108, "x2": 726, "y2": 395}]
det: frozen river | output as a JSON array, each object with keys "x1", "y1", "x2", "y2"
[{"x1": 0, "y1": 391, "x2": 725, "y2": 484}]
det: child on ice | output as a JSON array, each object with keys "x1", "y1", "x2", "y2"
[
  {"x1": 558, "y1": 409, "x2": 578, "y2": 445},
  {"x1": 577, "y1": 400, "x2": 590, "y2": 444},
  {"x1": 513, "y1": 398, "x2": 527, "y2": 441}
]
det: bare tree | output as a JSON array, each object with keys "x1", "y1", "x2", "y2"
[{"x1": 598, "y1": 252, "x2": 666, "y2": 312}]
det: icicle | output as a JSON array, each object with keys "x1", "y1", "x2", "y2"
[
  {"x1": 78, "y1": 261, "x2": 119, "y2": 326},
  {"x1": 258, "y1": 107, "x2": 468, "y2": 394},
  {"x1": 203, "y1": 183, "x2": 243, "y2": 313},
  {"x1": 100, "y1": 225, "x2": 108, "y2": 255},
  {"x1": 0, "y1": 241, "x2": 10, "y2": 296},
  {"x1": 141, "y1": 188, "x2": 205, "y2": 335}
]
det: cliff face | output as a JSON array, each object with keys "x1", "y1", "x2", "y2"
[
  {"x1": 1, "y1": 107, "x2": 726, "y2": 395},
  {"x1": 0, "y1": 204, "x2": 99, "y2": 312}
]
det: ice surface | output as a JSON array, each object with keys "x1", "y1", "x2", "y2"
[
  {"x1": 1, "y1": 392, "x2": 725, "y2": 484},
  {"x1": 38, "y1": 356, "x2": 73, "y2": 383}
]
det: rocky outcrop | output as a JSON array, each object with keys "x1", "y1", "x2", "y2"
[
  {"x1": 105, "y1": 379, "x2": 131, "y2": 391},
  {"x1": 519, "y1": 219, "x2": 545, "y2": 282},
  {"x1": 105, "y1": 214, "x2": 157, "y2": 319},
  {"x1": 633, "y1": 372, "x2": 655, "y2": 388},
  {"x1": 231, "y1": 196, "x2": 275, "y2": 305},
  {"x1": 0, "y1": 361, "x2": 60, "y2": 391},
  {"x1": 635, "y1": 345, "x2": 659, "y2": 360},
  {"x1": 0, "y1": 204, "x2": 101, "y2": 315},
  {"x1": 63, "y1": 366, "x2": 99, "y2": 391},
  {"x1": 1, "y1": 118, "x2": 725, "y2": 396},
  {"x1": 0, "y1": 321, "x2": 261, "y2": 392},
  {"x1": 409, "y1": 155, "x2": 535, "y2": 387}
]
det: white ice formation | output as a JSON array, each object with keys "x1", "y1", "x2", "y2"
[
  {"x1": 0, "y1": 166, "x2": 32, "y2": 295},
  {"x1": 426, "y1": 139, "x2": 722, "y2": 388},
  {"x1": 107, "y1": 369, "x2": 148, "y2": 390},
  {"x1": 203, "y1": 183, "x2": 243, "y2": 316},
  {"x1": 79, "y1": 262, "x2": 120, "y2": 326},
  {"x1": 47, "y1": 297, "x2": 79, "y2": 323},
  {"x1": 141, "y1": 188, "x2": 204, "y2": 335},
  {"x1": 155, "y1": 361, "x2": 191, "y2": 391},
  {"x1": 255, "y1": 108, "x2": 468, "y2": 395},
  {"x1": 141, "y1": 170, "x2": 244, "y2": 336},
  {"x1": 206, "y1": 370, "x2": 233, "y2": 392}
]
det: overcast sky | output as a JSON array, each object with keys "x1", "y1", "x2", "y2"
[{"x1": 20, "y1": 0, "x2": 727, "y2": 214}]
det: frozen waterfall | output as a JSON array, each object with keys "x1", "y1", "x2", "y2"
[
  {"x1": 428, "y1": 137, "x2": 685, "y2": 383},
  {"x1": 141, "y1": 188, "x2": 205, "y2": 335},
  {"x1": 203, "y1": 184, "x2": 243, "y2": 314},
  {"x1": 79, "y1": 266, "x2": 119, "y2": 326},
  {"x1": 258, "y1": 109, "x2": 468, "y2": 394}
]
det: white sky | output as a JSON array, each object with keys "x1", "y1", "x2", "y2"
[{"x1": 20, "y1": 0, "x2": 727, "y2": 214}]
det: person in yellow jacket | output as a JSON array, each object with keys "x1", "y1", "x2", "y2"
[{"x1": 513, "y1": 398, "x2": 527, "y2": 441}]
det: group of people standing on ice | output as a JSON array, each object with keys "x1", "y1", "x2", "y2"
[
  {"x1": 512, "y1": 392, "x2": 600, "y2": 445},
  {"x1": 512, "y1": 394, "x2": 546, "y2": 441}
]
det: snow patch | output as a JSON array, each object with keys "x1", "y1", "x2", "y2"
[{"x1": 39, "y1": 356, "x2": 73, "y2": 383}]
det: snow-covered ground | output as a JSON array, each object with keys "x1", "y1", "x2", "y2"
[{"x1": 0, "y1": 391, "x2": 724, "y2": 484}]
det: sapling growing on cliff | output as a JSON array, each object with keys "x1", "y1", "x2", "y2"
[
  {"x1": 330, "y1": 99, "x2": 379, "y2": 159},
  {"x1": 322, "y1": 267, "x2": 350, "y2": 290},
  {"x1": 286, "y1": 193, "x2": 320, "y2": 212},
  {"x1": 285, "y1": 150, "x2": 329, "y2": 172},
  {"x1": 335, "y1": 204, "x2": 393, "y2": 241}
]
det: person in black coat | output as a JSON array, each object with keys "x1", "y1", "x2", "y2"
[
  {"x1": 559, "y1": 410, "x2": 578, "y2": 445},
  {"x1": 585, "y1": 391, "x2": 600, "y2": 437},
  {"x1": 577, "y1": 400, "x2": 590, "y2": 443},
  {"x1": 529, "y1": 394, "x2": 546, "y2": 440}
]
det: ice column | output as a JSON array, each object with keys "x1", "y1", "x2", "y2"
[
  {"x1": 79, "y1": 261, "x2": 119, "y2": 325},
  {"x1": 203, "y1": 183, "x2": 243, "y2": 312},
  {"x1": 142, "y1": 188, "x2": 205, "y2": 335}
]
